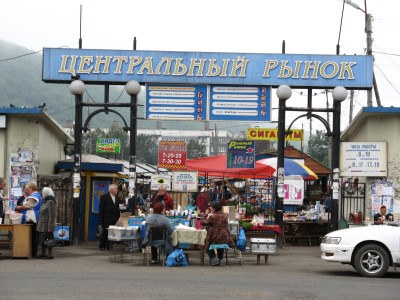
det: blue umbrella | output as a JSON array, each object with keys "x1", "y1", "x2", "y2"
[{"x1": 257, "y1": 157, "x2": 318, "y2": 179}]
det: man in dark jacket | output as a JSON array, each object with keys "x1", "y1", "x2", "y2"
[
  {"x1": 0, "y1": 177, "x2": 8, "y2": 224},
  {"x1": 98, "y1": 184, "x2": 121, "y2": 251}
]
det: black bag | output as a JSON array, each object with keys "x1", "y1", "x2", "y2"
[{"x1": 44, "y1": 238, "x2": 57, "y2": 248}]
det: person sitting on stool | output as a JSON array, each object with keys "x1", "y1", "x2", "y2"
[{"x1": 201, "y1": 202, "x2": 235, "y2": 266}]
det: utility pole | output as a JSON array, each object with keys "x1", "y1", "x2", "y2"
[
  {"x1": 366, "y1": 13, "x2": 373, "y2": 107},
  {"x1": 349, "y1": 90, "x2": 354, "y2": 123}
]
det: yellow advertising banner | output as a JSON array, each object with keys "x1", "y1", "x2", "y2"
[{"x1": 247, "y1": 128, "x2": 303, "y2": 141}]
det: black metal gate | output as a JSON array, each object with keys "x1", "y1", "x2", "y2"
[
  {"x1": 37, "y1": 173, "x2": 72, "y2": 227},
  {"x1": 340, "y1": 182, "x2": 366, "y2": 223}
]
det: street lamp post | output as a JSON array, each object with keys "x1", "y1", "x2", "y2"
[
  {"x1": 125, "y1": 80, "x2": 141, "y2": 208},
  {"x1": 69, "y1": 79, "x2": 85, "y2": 245},
  {"x1": 344, "y1": 0, "x2": 380, "y2": 107},
  {"x1": 331, "y1": 86, "x2": 348, "y2": 231},
  {"x1": 275, "y1": 85, "x2": 292, "y2": 248}
]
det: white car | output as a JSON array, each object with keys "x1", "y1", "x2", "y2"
[{"x1": 320, "y1": 223, "x2": 400, "y2": 278}]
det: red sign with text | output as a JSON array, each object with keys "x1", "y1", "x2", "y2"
[{"x1": 158, "y1": 141, "x2": 187, "y2": 170}]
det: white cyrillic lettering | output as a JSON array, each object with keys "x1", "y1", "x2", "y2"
[
  {"x1": 187, "y1": 58, "x2": 206, "y2": 76},
  {"x1": 113, "y1": 56, "x2": 128, "y2": 74},
  {"x1": 339, "y1": 62, "x2": 356, "y2": 79},
  {"x1": 127, "y1": 56, "x2": 143, "y2": 74},
  {"x1": 263, "y1": 60, "x2": 279, "y2": 77},
  {"x1": 293, "y1": 61, "x2": 302, "y2": 78},
  {"x1": 302, "y1": 61, "x2": 321, "y2": 79},
  {"x1": 320, "y1": 61, "x2": 339, "y2": 78},
  {"x1": 59, "y1": 55, "x2": 77, "y2": 76},
  {"x1": 206, "y1": 59, "x2": 220, "y2": 77},
  {"x1": 155, "y1": 57, "x2": 173, "y2": 75},
  {"x1": 173, "y1": 58, "x2": 188, "y2": 75},
  {"x1": 93, "y1": 56, "x2": 112, "y2": 73},
  {"x1": 78, "y1": 56, "x2": 94, "y2": 74},
  {"x1": 220, "y1": 59, "x2": 230, "y2": 77},
  {"x1": 230, "y1": 56, "x2": 247, "y2": 77},
  {"x1": 137, "y1": 57, "x2": 154, "y2": 74},
  {"x1": 278, "y1": 60, "x2": 293, "y2": 78}
]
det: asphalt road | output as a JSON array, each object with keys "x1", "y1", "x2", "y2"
[{"x1": 0, "y1": 242, "x2": 398, "y2": 300}]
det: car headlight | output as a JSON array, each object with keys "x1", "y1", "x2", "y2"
[{"x1": 322, "y1": 236, "x2": 341, "y2": 244}]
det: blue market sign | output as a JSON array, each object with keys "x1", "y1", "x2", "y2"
[
  {"x1": 43, "y1": 48, "x2": 372, "y2": 89},
  {"x1": 146, "y1": 84, "x2": 271, "y2": 121},
  {"x1": 227, "y1": 141, "x2": 255, "y2": 169}
]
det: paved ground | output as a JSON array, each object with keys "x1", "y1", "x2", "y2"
[{"x1": 1, "y1": 241, "x2": 399, "y2": 300}]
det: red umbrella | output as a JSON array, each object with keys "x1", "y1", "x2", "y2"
[{"x1": 186, "y1": 154, "x2": 275, "y2": 178}]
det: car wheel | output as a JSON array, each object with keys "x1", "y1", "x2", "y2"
[{"x1": 353, "y1": 244, "x2": 390, "y2": 278}]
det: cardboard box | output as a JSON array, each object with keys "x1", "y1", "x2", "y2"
[
  {"x1": 250, "y1": 238, "x2": 276, "y2": 254},
  {"x1": 223, "y1": 206, "x2": 236, "y2": 222},
  {"x1": 115, "y1": 212, "x2": 132, "y2": 227}
]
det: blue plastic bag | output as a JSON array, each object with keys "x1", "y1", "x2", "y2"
[
  {"x1": 166, "y1": 249, "x2": 189, "y2": 267},
  {"x1": 236, "y1": 228, "x2": 247, "y2": 251}
]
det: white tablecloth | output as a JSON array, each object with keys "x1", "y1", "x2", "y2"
[{"x1": 171, "y1": 229, "x2": 207, "y2": 246}]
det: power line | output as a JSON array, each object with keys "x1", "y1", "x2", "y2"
[
  {"x1": 0, "y1": 49, "x2": 42, "y2": 62},
  {"x1": 375, "y1": 64, "x2": 400, "y2": 96},
  {"x1": 373, "y1": 50, "x2": 400, "y2": 57}
]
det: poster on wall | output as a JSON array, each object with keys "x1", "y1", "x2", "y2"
[
  {"x1": 10, "y1": 150, "x2": 34, "y2": 188},
  {"x1": 150, "y1": 174, "x2": 172, "y2": 191},
  {"x1": 370, "y1": 179, "x2": 396, "y2": 215},
  {"x1": 9, "y1": 149, "x2": 35, "y2": 211},
  {"x1": 172, "y1": 171, "x2": 198, "y2": 192},
  {"x1": 92, "y1": 180, "x2": 110, "y2": 213},
  {"x1": 283, "y1": 179, "x2": 304, "y2": 205}
]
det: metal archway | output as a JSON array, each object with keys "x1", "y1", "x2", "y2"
[
  {"x1": 82, "y1": 108, "x2": 130, "y2": 132},
  {"x1": 286, "y1": 113, "x2": 332, "y2": 136}
]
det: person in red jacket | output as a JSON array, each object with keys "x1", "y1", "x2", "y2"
[
  {"x1": 196, "y1": 187, "x2": 211, "y2": 213},
  {"x1": 150, "y1": 185, "x2": 174, "y2": 211}
]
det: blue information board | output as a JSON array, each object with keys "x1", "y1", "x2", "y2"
[
  {"x1": 209, "y1": 85, "x2": 270, "y2": 121},
  {"x1": 146, "y1": 84, "x2": 207, "y2": 121}
]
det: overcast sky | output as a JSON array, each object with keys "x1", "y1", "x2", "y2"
[{"x1": 1, "y1": 0, "x2": 399, "y2": 131}]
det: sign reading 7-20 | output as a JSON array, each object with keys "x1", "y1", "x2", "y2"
[
  {"x1": 158, "y1": 141, "x2": 187, "y2": 170},
  {"x1": 227, "y1": 140, "x2": 255, "y2": 169}
]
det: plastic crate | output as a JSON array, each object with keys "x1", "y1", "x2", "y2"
[{"x1": 108, "y1": 226, "x2": 136, "y2": 241}]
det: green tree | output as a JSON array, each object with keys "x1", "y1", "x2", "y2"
[
  {"x1": 307, "y1": 129, "x2": 330, "y2": 167},
  {"x1": 187, "y1": 138, "x2": 207, "y2": 159},
  {"x1": 136, "y1": 134, "x2": 159, "y2": 164}
]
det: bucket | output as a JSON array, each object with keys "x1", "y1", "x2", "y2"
[{"x1": 10, "y1": 213, "x2": 22, "y2": 224}]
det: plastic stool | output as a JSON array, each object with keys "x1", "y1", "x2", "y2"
[{"x1": 208, "y1": 244, "x2": 230, "y2": 265}]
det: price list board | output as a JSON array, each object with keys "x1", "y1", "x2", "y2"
[
  {"x1": 158, "y1": 141, "x2": 187, "y2": 170},
  {"x1": 146, "y1": 84, "x2": 207, "y2": 121},
  {"x1": 209, "y1": 85, "x2": 271, "y2": 121},
  {"x1": 227, "y1": 140, "x2": 255, "y2": 169},
  {"x1": 340, "y1": 142, "x2": 387, "y2": 177},
  {"x1": 145, "y1": 84, "x2": 271, "y2": 121}
]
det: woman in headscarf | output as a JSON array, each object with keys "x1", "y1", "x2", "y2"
[{"x1": 36, "y1": 187, "x2": 56, "y2": 259}]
